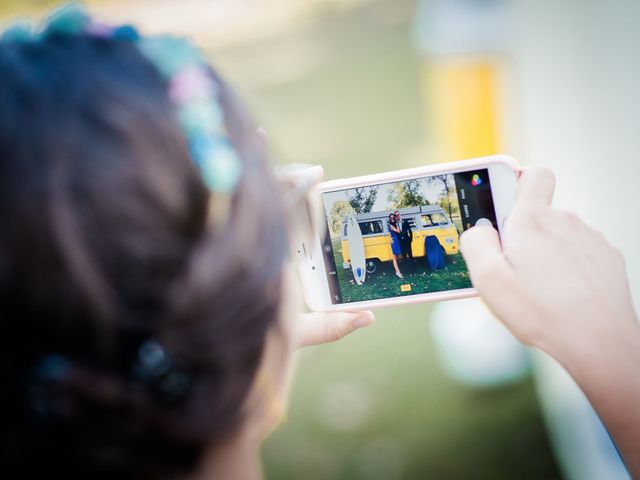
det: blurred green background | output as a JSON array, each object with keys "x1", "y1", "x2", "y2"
[
  {"x1": 0, "y1": 0, "x2": 561, "y2": 478},
  {"x1": 210, "y1": 3, "x2": 559, "y2": 478}
]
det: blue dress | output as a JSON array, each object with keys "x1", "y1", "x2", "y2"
[{"x1": 390, "y1": 226, "x2": 402, "y2": 255}]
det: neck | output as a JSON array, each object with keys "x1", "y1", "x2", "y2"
[{"x1": 195, "y1": 430, "x2": 262, "y2": 480}]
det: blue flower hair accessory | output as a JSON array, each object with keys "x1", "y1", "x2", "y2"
[
  {"x1": 26, "y1": 340, "x2": 191, "y2": 416},
  {"x1": 1, "y1": 3, "x2": 242, "y2": 226}
]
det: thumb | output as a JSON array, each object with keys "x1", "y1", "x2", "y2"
[
  {"x1": 295, "y1": 310, "x2": 375, "y2": 348},
  {"x1": 460, "y1": 226, "x2": 516, "y2": 304}
]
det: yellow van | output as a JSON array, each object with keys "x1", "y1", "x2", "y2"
[{"x1": 340, "y1": 205, "x2": 460, "y2": 273}]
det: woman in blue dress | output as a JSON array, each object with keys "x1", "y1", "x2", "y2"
[{"x1": 388, "y1": 213, "x2": 404, "y2": 278}]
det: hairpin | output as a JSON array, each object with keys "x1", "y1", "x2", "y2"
[
  {"x1": 27, "y1": 339, "x2": 191, "y2": 415},
  {"x1": 133, "y1": 340, "x2": 191, "y2": 405},
  {"x1": 27, "y1": 354, "x2": 73, "y2": 419}
]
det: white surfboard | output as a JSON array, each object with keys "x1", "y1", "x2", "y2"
[{"x1": 346, "y1": 214, "x2": 366, "y2": 285}]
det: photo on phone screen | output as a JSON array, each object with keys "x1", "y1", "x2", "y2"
[{"x1": 320, "y1": 169, "x2": 498, "y2": 304}]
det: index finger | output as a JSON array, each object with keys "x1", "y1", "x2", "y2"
[{"x1": 517, "y1": 166, "x2": 555, "y2": 207}]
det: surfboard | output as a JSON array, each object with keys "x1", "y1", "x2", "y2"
[{"x1": 346, "y1": 214, "x2": 366, "y2": 285}]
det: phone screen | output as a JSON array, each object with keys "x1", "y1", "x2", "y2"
[{"x1": 320, "y1": 169, "x2": 497, "y2": 304}]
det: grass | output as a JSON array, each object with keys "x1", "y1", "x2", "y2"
[{"x1": 332, "y1": 238, "x2": 472, "y2": 303}]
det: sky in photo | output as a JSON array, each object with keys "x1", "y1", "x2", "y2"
[{"x1": 322, "y1": 174, "x2": 456, "y2": 216}]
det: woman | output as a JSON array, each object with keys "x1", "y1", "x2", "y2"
[
  {"x1": 388, "y1": 213, "x2": 404, "y2": 278},
  {"x1": 2, "y1": 6, "x2": 640, "y2": 479},
  {"x1": 0, "y1": 6, "x2": 373, "y2": 479}
]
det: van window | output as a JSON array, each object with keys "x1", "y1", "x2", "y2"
[
  {"x1": 421, "y1": 213, "x2": 450, "y2": 227},
  {"x1": 430, "y1": 213, "x2": 449, "y2": 226},
  {"x1": 402, "y1": 217, "x2": 416, "y2": 229},
  {"x1": 358, "y1": 220, "x2": 384, "y2": 236},
  {"x1": 343, "y1": 223, "x2": 348, "y2": 237}
]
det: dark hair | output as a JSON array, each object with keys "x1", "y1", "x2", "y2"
[
  {"x1": 0, "y1": 34, "x2": 287, "y2": 478},
  {"x1": 388, "y1": 213, "x2": 397, "y2": 225}
]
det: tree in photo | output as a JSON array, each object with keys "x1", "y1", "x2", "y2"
[
  {"x1": 439, "y1": 192, "x2": 462, "y2": 232},
  {"x1": 387, "y1": 179, "x2": 429, "y2": 209},
  {"x1": 427, "y1": 174, "x2": 455, "y2": 221},
  {"x1": 347, "y1": 186, "x2": 378, "y2": 214},
  {"x1": 328, "y1": 200, "x2": 355, "y2": 237}
]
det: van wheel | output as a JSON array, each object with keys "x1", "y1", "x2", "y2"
[{"x1": 366, "y1": 260, "x2": 378, "y2": 274}]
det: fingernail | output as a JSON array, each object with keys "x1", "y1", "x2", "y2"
[
  {"x1": 356, "y1": 311, "x2": 375, "y2": 328},
  {"x1": 476, "y1": 219, "x2": 493, "y2": 228}
]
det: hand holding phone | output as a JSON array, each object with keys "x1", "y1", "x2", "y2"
[
  {"x1": 461, "y1": 167, "x2": 637, "y2": 355},
  {"x1": 461, "y1": 167, "x2": 640, "y2": 477}
]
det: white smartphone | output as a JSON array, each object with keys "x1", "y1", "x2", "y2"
[{"x1": 293, "y1": 155, "x2": 519, "y2": 311}]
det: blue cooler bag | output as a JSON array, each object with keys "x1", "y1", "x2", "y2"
[{"x1": 425, "y1": 235, "x2": 445, "y2": 270}]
